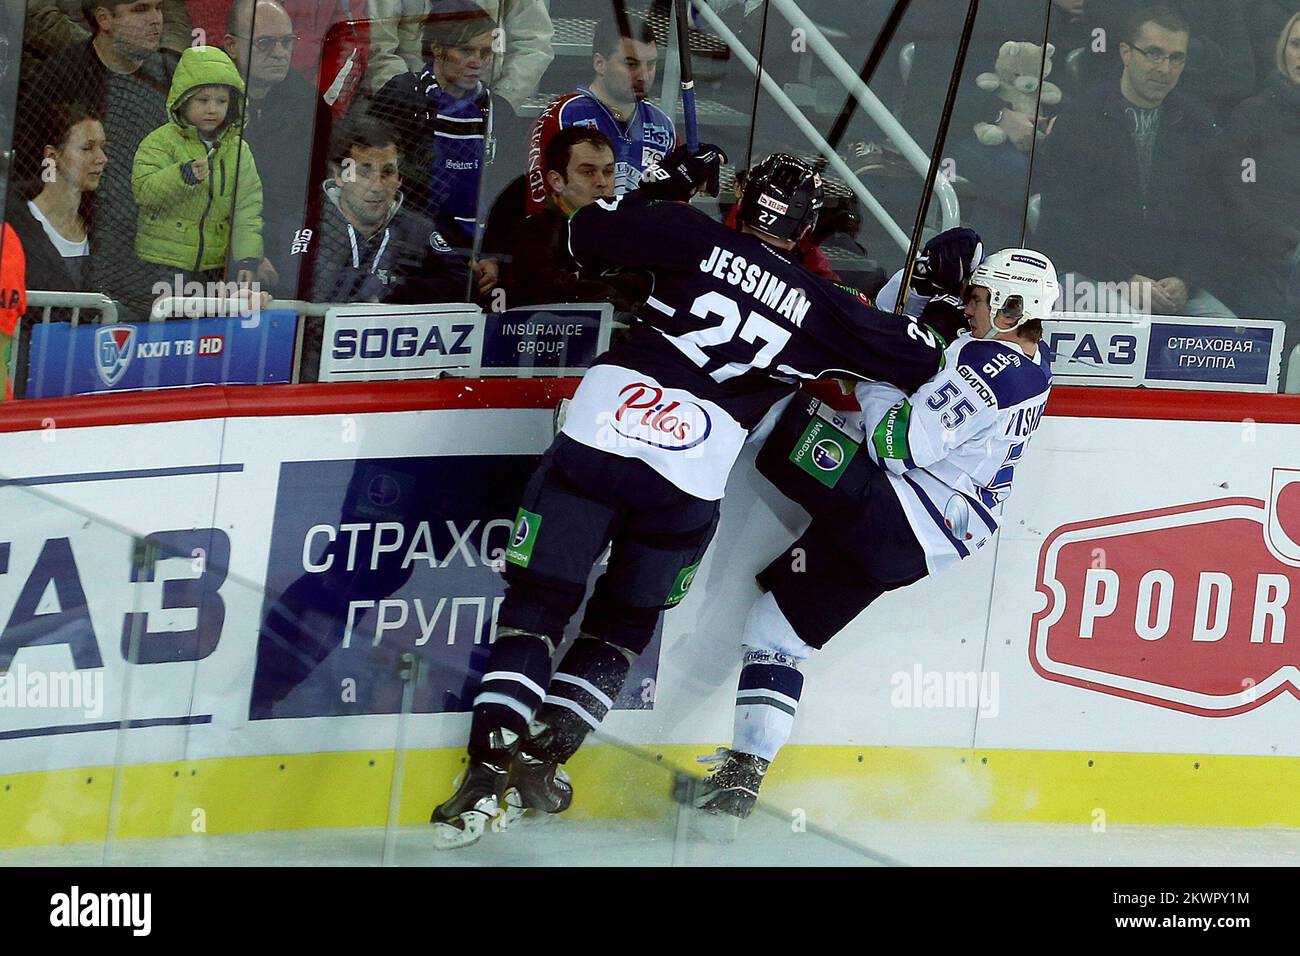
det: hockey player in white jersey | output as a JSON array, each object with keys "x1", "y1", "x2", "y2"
[{"x1": 696, "y1": 247, "x2": 1058, "y2": 819}]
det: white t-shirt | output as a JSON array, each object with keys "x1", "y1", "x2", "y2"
[{"x1": 27, "y1": 201, "x2": 90, "y2": 259}]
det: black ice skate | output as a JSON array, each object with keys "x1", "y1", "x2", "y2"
[
  {"x1": 694, "y1": 748, "x2": 769, "y2": 820},
  {"x1": 431, "y1": 758, "x2": 510, "y2": 850},
  {"x1": 499, "y1": 753, "x2": 573, "y2": 829}
]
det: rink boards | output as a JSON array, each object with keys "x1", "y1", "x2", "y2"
[{"x1": 1, "y1": 381, "x2": 1300, "y2": 845}]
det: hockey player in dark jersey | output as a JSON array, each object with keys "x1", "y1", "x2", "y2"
[{"x1": 430, "y1": 146, "x2": 984, "y2": 848}]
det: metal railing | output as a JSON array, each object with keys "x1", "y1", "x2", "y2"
[
  {"x1": 26, "y1": 291, "x2": 119, "y2": 325},
  {"x1": 685, "y1": 0, "x2": 960, "y2": 252}
]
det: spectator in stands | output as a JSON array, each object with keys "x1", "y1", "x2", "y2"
[
  {"x1": 1225, "y1": 10, "x2": 1300, "y2": 326},
  {"x1": 369, "y1": 3, "x2": 520, "y2": 299},
  {"x1": 525, "y1": 12, "x2": 676, "y2": 217},
  {"x1": 224, "y1": 0, "x2": 334, "y2": 290},
  {"x1": 529, "y1": 14, "x2": 669, "y2": 198},
  {"x1": 508, "y1": 126, "x2": 647, "y2": 309},
  {"x1": 1035, "y1": 3, "x2": 1235, "y2": 317},
  {"x1": 15, "y1": 0, "x2": 177, "y2": 315},
  {"x1": 279, "y1": 116, "x2": 469, "y2": 306},
  {"x1": 4, "y1": 103, "x2": 105, "y2": 295},
  {"x1": 1081, "y1": 0, "x2": 1255, "y2": 118},
  {"x1": 191, "y1": 0, "x2": 369, "y2": 114},
  {"x1": 1249, "y1": 1, "x2": 1298, "y2": 87},
  {"x1": 23, "y1": 0, "x2": 192, "y2": 62},
  {"x1": 365, "y1": 0, "x2": 554, "y2": 111},
  {"x1": 131, "y1": 47, "x2": 264, "y2": 292}
]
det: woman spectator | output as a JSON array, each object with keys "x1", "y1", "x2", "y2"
[
  {"x1": 4, "y1": 103, "x2": 106, "y2": 295},
  {"x1": 1225, "y1": 10, "x2": 1300, "y2": 330}
]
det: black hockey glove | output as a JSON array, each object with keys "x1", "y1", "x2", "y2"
[
  {"x1": 919, "y1": 293, "x2": 969, "y2": 345},
  {"x1": 639, "y1": 143, "x2": 728, "y2": 202},
  {"x1": 913, "y1": 227, "x2": 982, "y2": 299}
]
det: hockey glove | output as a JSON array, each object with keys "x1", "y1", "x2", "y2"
[
  {"x1": 919, "y1": 293, "x2": 968, "y2": 345},
  {"x1": 913, "y1": 227, "x2": 982, "y2": 299},
  {"x1": 639, "y1": 144, "x2": 728, "y2": 202}
]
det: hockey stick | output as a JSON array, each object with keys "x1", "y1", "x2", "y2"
[
  {"x1": 819, "y1": 0, "x2": 911, "y2": 166},
  {"x1": 894, "y1": 0, "x2": 980, "y2": 316},
  {"x1": 673, "y1": 0, "x2": 699, "y2": 150}
]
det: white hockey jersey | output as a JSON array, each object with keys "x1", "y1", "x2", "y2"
[{"x1": 855, "y1": 332, "x2": 1052, "y2": 574}]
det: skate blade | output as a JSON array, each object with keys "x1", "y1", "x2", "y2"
[
  {"x1": 497, "y1": 790, "x2": 528, "y2": 831},
  {"x1": 432, "y1": 809, "x2": 493, "y2": 850},
  {"x1": 497, "y1": 788, "x2": 566, "y2": 831}
]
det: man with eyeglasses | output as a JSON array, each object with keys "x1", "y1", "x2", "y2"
[
  {"x1": 1036, "y1": 3, "x2": 1235, "y2": 320},
  {"x1": 1084, "y1": 0, "x2": 1254, "y2": 119},
  {"x1": 224, "y1": 0, "x2": 334, "y2": 293}
]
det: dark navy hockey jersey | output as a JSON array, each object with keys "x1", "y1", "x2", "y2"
[
  {"x1": 570, "y1": 193, "x2": 948, "y2": 427},
  {"x1": 558, "y1": 193, "x2": 953, "y2": 501}
]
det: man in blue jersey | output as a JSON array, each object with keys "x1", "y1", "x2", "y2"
[
  {"x1": 695, "y1": 248, "x2": 1059, "y2": 820},
  {"x1": 428, "y1": 144, "x2": 984, "y2": 849},
  {"x1": 524, "y1": 12, "x2": 676, "y2": 215}
]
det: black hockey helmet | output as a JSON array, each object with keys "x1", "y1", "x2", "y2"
[{"x1": 738, "y1": 153, "x2": 824, "y2": 243}]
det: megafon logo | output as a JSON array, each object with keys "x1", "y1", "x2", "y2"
[
  {"x1": 611, "y1": 383, "x2": 713, "y2": 450},
  {"x1": 1030, "y1": 469, "x2": 1300, "y2": 716}
]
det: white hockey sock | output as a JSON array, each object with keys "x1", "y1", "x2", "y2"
[{"x1": 733, "y1": 592, "x2": 811, "y2": 763}]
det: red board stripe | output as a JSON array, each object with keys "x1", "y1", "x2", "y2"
[{"x1": 0, "y1": 380, "x2": 1296, "y2": 434}]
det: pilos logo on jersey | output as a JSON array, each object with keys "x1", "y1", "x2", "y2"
[
  {"x1": 789, "y1": 403, "x2": 862, "y2": 489},
  {"x1": 605, "y1": 381, "x2": 713, "y2": 451},
  {"x1": 1030, "y1": 468, "x2": 1300, "y2": 716}
]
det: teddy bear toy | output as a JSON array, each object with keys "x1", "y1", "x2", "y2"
[{"x1": 973, "y1": 40, "x2": 1062, "y2": 146}]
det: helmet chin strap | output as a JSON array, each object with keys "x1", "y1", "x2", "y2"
[{"x1": 982, "y1": 308, "x2": 1027, "y2": 339}]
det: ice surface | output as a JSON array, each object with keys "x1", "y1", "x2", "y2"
[{"x1": 4, "y1": 814, "x2": 1298, "y2": 866}]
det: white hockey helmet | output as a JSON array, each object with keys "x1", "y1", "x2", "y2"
[{"x1": 969, "y1": 248, "x2": 1060, "y2": 338}]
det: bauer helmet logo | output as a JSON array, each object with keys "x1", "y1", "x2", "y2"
[
  {"x1": 811, "y1": 439, "x2": 844, "y2": 471},
  {"x1": 758, "y1": 193, "x2": 790, "y2": 215}
]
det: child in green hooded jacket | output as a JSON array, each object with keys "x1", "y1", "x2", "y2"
[{"x1": 133, "y1": 46, "x2": 265, "y2": 288}]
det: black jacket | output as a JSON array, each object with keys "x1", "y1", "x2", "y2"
[
  {"x1": 508, "y1": 201, "x2": 648, "y2": 309},
  {"x1": 1074, "y1": 0, "x2": 1256, "y2": 119},
  {"x1": 241, "y1": 70, "x2": 334, "y2": 271},
  {"x1": 278, "y1": 183, "x2": 471, "y2": 305},
  {"x1": 2, "y1": 193, "x2": 92, "y2": 295},
  {"x1": 1225, "y1": 72, "x2": 1300, "y2": 261},
  {"x1": 1035, "y1": 83, "x2": 1228, "y2": 289}
]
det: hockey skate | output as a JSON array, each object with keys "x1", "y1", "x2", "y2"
[
  {"x1": 431, "y1": 758, "x2": 510, "y2": 850},
  {"x1": 694, "y1": 748, "x2": 769, "y2": 820},
  {"x1": 498, "y1": 753, "x2": 573, "y2": 829}
]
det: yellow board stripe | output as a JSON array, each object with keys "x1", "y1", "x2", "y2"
[{"x1": 2, "y1": 745, "x2": 1298, "y2": 849}]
